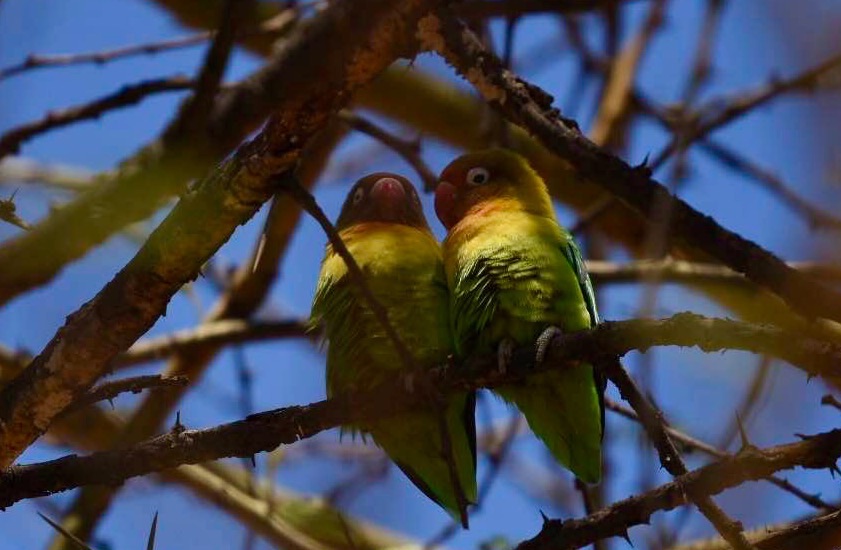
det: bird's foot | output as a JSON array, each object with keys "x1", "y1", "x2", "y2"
[
  {"x1": 535, "y1": 326, "x2": 563, "y2": 366},
  {"x1": 497, "y1": 338, "x2": 515, "y2": 374}
]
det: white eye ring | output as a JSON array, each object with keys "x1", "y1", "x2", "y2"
[
  {"x1": 352, "y1": 186, "x2": 365, "y2": 204},
  {"x1": 466, "y1": 167, "x2": 490, "y2": 185}
]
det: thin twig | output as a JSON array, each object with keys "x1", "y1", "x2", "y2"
[
  {"x1": 0, "y1": 34, "x2": 210, "y2": 81},
  {"x1": 455, "y1": 0, "x2": 649, "y2": 19},
  {"x1": 699, "y1": 139, "x2": 841, "y2": 232},
  {"x1": 586, "y1": 259, "x2": 841, "y2": 285},
  {"x1": 651, "y1": 50, "x2": 841, "y2": 167},
  {"x1": 60, "y1": 375, "x2": 189, "y2": 417},
  {"x1": 337, "y1": 111, "x2": 438, "y2": 192},
  {"x1": 0, "y1": 76, "x2": 195, "y2": 160},
  {"x1": 680, "y1": 0, "x2": 726, "y2": 105},
  {"x1": 117, "y1": 319, "x2": 310, "y2": 368},
  {"x1": 0, "y1": 157, "x2": 97, "y2": 191}
]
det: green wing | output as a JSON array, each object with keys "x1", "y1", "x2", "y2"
[
  {"x1": 560, "y1": 236, "x2": 607, "y2": 438},
  {"x1": 560, "y1": 238, "x2": 598, "y2": 326},
  {"x1": 449, "y1": 225, "x2": 604, "y2": 482}
]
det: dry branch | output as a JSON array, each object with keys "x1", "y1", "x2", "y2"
[
  {"x1": 337, "y1": 111, "x2": 438, "y2": 191},
  {"x1": 600, "y1": 359, "x2": 753, "y2": 548},
  {"x1": 0, "y1": 34, "x2": 210, "y2": 81},
  {"x1": 421, "y1": 12, "x2": 841, "y2": 324},
  {"x1": 59, "y1": 375, "x2": 188, "y2": 417},
  {"x1": 605, "y1": 397, "x2": 835, "y2": 511},
  {"x1": 515, "y1": 431, "x2": 841, "y2": 550},
  {"x1": 0, "y1": 76, "x2": 195, "y2": 161},
  {"x1": 118, "y1": 319, "x2": 309, "y2": 367}
]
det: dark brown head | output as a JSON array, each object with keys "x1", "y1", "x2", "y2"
[{"x1": 336, "y1": 173, "x2": 430, "y2": 231}]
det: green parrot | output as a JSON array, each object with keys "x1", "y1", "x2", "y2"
[
  {"x1": 311, "y1": 173, "x2": 477, "y2": 526},
  {"x1": 434, "y1": 149, "x2": 604, "y2": 483}
]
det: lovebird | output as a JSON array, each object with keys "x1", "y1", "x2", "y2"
[
  {"x1": 434, "y1": 149, "x2": 604, "y2": 483},
  {"x1": 311, "y1": 173, "x2": 477, "y2": 526}
]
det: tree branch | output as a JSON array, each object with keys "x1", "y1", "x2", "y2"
[
  {"x1": 0, "y1": 76, "x2": 195, "y2": 161},
  {"x1": 117, "y1": 319, "x2": 310, "y2": 368},
  {"x1": 599, "y1": 359, "x2": 753, "y2": 549},
  {"x1": 515, "y1": 430, "x2": 841, "y2": 550},
  {"x1": 337, "y1": 111, "x2": 438, "y2": 191},
  {"x1": 1, "y1": 366, "x2": 839, "y2": 541},
  {"x1": 59, "y1": 375, "x2": 189, "y2": 417}
]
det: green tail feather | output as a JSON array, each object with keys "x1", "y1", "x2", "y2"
[
  {"x1": 495, "y1": 367, "x2": 602, "y2": 483},
  {"x1": 370, "y1": 392, "x2": 477, "y2": 525}
]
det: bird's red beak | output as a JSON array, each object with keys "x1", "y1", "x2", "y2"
[
  {"x1": 434, "y1": 180, "x2": 458, "y2": 230},
  {"x1": 370, "y1": 177, "x2": 406, "y2": 214}
]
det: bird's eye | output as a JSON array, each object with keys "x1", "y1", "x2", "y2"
[
  {"x1": 352, "y1": 186, "x2": 365, "y2": 204},
  {"x1": 466, "y1": 167, "x2": 490, "y2": 185}
]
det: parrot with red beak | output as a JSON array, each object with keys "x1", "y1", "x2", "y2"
[
  {"x1": 311, "y1": 173, "x2": 477, "y2": 525},
  {"x1": 434, "y1": 150, "x2": 604, "y2": 483}
]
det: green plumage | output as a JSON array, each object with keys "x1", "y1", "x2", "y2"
[
  {"x1": 439, "y1": 150, "x2": 604, "y2": 483},
  {"x1": 312, "y1": 220, "x2": 477, "y2": 524}
]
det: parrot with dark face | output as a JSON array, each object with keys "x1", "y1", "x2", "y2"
[
  {"x1": 311, "y1": 173, "x2": 477, "y2": 525},
  {"x1": 434, "y1": 150, "x2": 604, "y2": 483}
]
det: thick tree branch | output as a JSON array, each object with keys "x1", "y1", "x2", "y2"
[
  {"x1": 44, "y1": 124, "x2": 346, "y2": 546},
  {"x1": 515, "y1": 430, "x2": 841, "y2": 550},
  {"x1": 1, "y1": 353, "x2": 839, "y2": 526},
  {"x1": 4, "y1": 313, "x2": 839, "y2": 388},
  {"x1": 420, "y1": 13, "x2": 841, "y2": 324},
  {"x1": 0, "y1": 0, "x2": 444, "y2": 468}
]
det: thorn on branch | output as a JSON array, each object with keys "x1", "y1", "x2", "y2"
[
  {"x1": 0, "y1": 189, "x2": 30, "y2": 230},
  {"x1": 172, "y1": 411, "x2": 185, "y2": 434}
]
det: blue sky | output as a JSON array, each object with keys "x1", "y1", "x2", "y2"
[{"x1": 1, "y1": 1, "x2": 840, "y2": 548}]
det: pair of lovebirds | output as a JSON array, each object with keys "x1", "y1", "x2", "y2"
[{"x1": 311, "y1": 149, "x2": 604, "y2": 527}]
